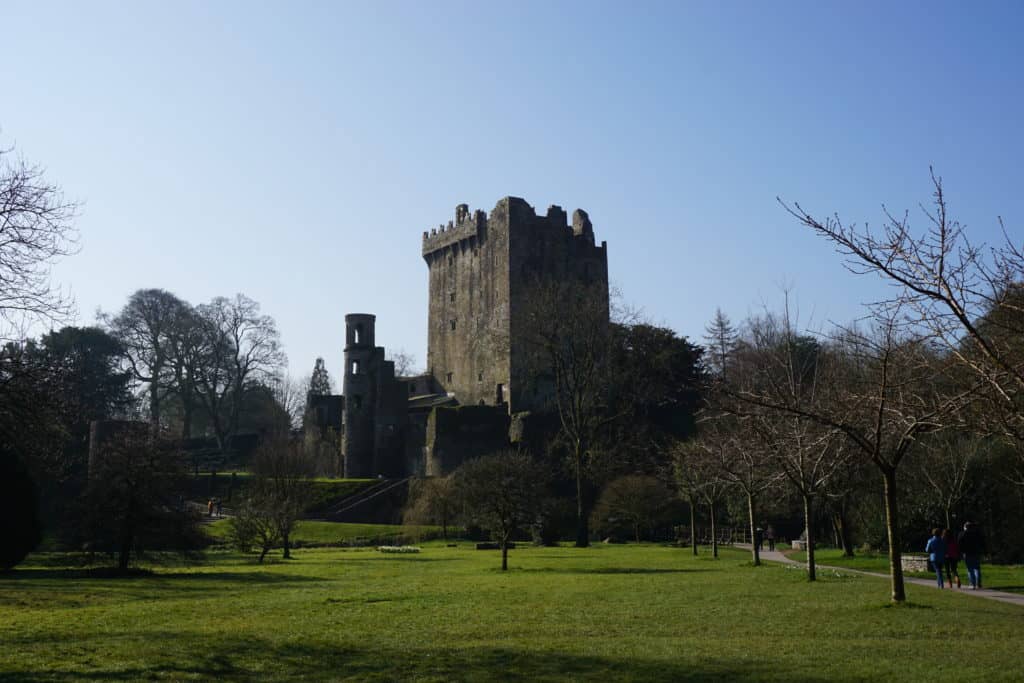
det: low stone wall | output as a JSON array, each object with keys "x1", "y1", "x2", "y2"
[{"x1": 902, "y1": 554, "x2": 930, "y2": 573}]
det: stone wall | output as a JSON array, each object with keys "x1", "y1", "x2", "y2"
[{"x1": 424, "y1": 405, "x2": 510, "y2": 476}]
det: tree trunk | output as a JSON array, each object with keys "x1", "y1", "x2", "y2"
[
  {"x1": 259, "y1": 544, "x2": 269, "y2": 563},
  {"x1": 690, "y1": 497, "x2": 698, "y2": 556},
  {"x1": 747, "y1": 493, "x2": 760, "y2": 566},
  {"x1": 709, "y1": 501, "x2": 718, "y2": 558},
  {"x1": 833, "y1": 508, "x2": 854, "y2": 557},
  {"x1": 944, "y1": 506, "x2": 952, "y2": 531},
  {"x1": 282, "y1": 532, "x2": 291, "y2": 559},
  {"x1": 574, "y1": 451, "x2": 589, "y2": 548},
  {"x1": 634, "y1": 522, "x2": 641, "y2": 545},
  {"x1": 501, "y1": 535, "x2": 509, "y2": 571},
  {"x1": 149, "y1": 379, "x2": 161, "y2": 439},
  {"x1": 882, "y1": 467, "x2": 906, "y2": 602},
  {"x1": 803, "y1": 493, "x2": 816, "y2": 582}
]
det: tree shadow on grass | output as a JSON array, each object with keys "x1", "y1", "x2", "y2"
[
  {"x1": 518, "y1": 567, "x2": 712, "y2": 575},
  {"x1": 0, "y1": 638, "x2": 835, "y2": 682},
  {"x1": 0, "y1": 569, "x2": 327, "y2": 584}
]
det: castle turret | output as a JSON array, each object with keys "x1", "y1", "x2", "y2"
[{"x1": 342, "y1": 314, "x2": 377, "y2": 477}]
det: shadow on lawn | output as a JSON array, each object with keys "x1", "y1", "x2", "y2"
[
  {"x1": 519, "y1": 567, "x2": 711, "y2": 575},
  {"x1": 0, "y1": 638, "x2": 830, "y2": 682},
  {"x1": 0, "y1": 569, "x2": 327, "y2": 585}
]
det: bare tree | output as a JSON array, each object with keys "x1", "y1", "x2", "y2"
[
  {"x1": 403, "y1": 475, "x2": 458, "y2": 540},
  {"x1": 193, "y1": 294, "x2": 286, "y2": 455},
  {"x1": 732, "y1": 307, "x2": 970, "y2": 601},
  {"x1": 454, "y1": 451, "x2": 545, "y2": 570},
  {"x1": 520, "y1": 280, "x2": 614, "y2": 548},
  {"x1": 672, "y1": 438, "x2": 730, "y2": 558},
  {"x1": 271, "y1": 374, "x2": 309, "y2": 431},
  {"x1": 387, "y1": 349, "x2": 419, "y2": 378},
  {"x1": 590, "y1": 475, "x2": 671, "y2": 543},
  {"x1": 697, "y1": 414, "x2": 784, "y2": 566},
  {"x1": 913, "y1": 431, "x2": 988, "y2": 529},
  {"x1": 104, "y1": 289, "x2": 188, "y2": 436},
  {"x1": 248, "y1": 435, "x2": 313, "y2": 559},
  {"x1": 0, "y1": 144, "x2": 79, "y2": 342},
  {"x1": 782, "y1": 172, "x2": 1024, "y2": 447}
]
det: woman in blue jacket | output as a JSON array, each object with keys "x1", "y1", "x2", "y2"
[{"x1": 925, "y1": 528, "x2": 947, "y2": 589}]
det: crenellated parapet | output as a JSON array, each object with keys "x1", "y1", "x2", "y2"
[
  {"x1": 422, "y1": 198, "x2": 605, "y2": 258},
  {"x1": 422, "y1": 204, "x2": 487, "y2": 257}
]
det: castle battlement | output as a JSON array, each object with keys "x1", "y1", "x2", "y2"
[
  {"x1": 422, "y1": 198, "x2": 603, "y2": 257},
  {"x1": 422, "y1": 204, "x2": 487, "y2": 257}
]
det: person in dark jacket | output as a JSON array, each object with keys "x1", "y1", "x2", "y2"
[
  {"x1": 958, "y1": 522, "x2": 987, "y2": 589},
  {"x1": 942, "y1": 528, "x2": 961, "y2": 589},
  {"x1": 925, "y1": 528, "x2": 947, "y2": 589}
]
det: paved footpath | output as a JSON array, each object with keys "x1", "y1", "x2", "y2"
[{"x1": 737, "y1": 545, "x2": 1024, "y2": 608}]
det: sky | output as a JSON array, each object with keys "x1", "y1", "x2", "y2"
[{"x1": 2, "y1": 1, "x2": 1022, "y2": 382}]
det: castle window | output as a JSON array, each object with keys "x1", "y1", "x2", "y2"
[
  {"x1": 446, "y1": 372, "x2": 453, "y2": 383},
  {"x1": 351, "y1": 360, "x2": 360, "y2": 375},
  {"x1": 354, "y1": 324, "x2": 363, "y2": 344},
  {"x1": 449, "y1": 292, "x2": 456, "y2": 303},
  {"x1": 450, "y1": 319, "x2": 456, "y2": 330},
  {"x1": 478, "y1": 372, "x2": 483, "y2": 382}
]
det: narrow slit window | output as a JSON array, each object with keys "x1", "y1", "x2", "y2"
[
  {"x1": 351, "y1": 360, "x2": 360, "y2": 375},
  {"x1": 446, "y1": 372, "x2": 453, "y2": 383},
  {"x1": 450, "y1": 319, "x2": 456, "y2": 330}
]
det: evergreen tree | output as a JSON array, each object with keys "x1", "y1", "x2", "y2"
[{"x1": 309, "y1": 357, "x2": 333, "y2": 396}]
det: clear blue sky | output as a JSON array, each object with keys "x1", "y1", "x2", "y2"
[{"x1": 3, "y1": 1, "x2": 1022, "y2": 381}]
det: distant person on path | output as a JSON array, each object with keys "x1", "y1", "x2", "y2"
[
  {"x1": 207, "y1": 499, "x2": 214, "y2": 517},
  {"x1": 215, "y1": 498, "x2": 223, "y2": 517},
  {"x1": 958, "y1": 522, "x2": 987, "y2": 590},
  {"x1": 765, "y1": 525, "x2": 776, "y2": 552},
  {"x1": 942, "y1": 528, "x2": 961, "y2": 589},
  {"x1": 925, "y1": 528, "x2": 947, "y2": 589}
]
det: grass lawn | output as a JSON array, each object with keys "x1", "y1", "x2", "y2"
[
  {"x1": 3, "y1": 545, "x2": 1024, "y2": 681},
  {"x1": 205, "y1": 520, "x2": 443, "y2": 546},
  {"x1": 787, "y1": 548, "x2": 1024, "y2": 595}
]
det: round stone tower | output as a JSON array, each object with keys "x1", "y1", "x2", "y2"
[{"x1": 342, "y1": 313, "x2": 376, "y2": 478}]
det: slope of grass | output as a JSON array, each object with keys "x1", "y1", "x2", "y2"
[
  {"x1": 787, "y1": 548, "x2": 1024, "y2": 594},
  {"x1": 205, "y1": 520, "x2": 443, "y2": 547},
  {"x1": 3, "y1": 545, "x2": 1023, "y2": 681}
]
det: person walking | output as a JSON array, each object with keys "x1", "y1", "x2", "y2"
[
  {"x1": 925, "y1": 528, "x2": 947, "y2": 589},
  {"x1": 207, "y1": 498, "x2": 214, "y2": 517},
  {"x1": 765, "y1": 525, "x2": 776, "y2": 552},
  {"x1": 942, "y1": 528, "x2": 961, "y2": 589},
  {"x1": 958, "y1": 522, "x2": 987, "y2": 590}
]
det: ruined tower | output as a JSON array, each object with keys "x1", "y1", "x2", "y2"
[
  {"x1": 421, "y1": 197, "x2": 609, "y2": 414},
  {"x1": 341, "y1": 314, "x2": 407, "y2": 478}
]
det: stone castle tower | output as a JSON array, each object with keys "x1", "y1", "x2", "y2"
[
  {"x1": 317, "y1": 196, "x2": 610, "y2": 480},
  {"x1": 421, "y1": 197, "x2": 609, "y2": 414},
  {"x1": 341, "y1": 314, "x2": 408, "y2": 478}
]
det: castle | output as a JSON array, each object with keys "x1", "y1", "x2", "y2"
[{"x1": 308, "y1": 196, "x2": 609, "y2": 478}]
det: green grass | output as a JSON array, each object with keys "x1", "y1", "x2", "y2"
[
  {"x1": 3, "y1": 545, "x2": 1023, "y2": 681},
  {"x1": 189, "y1": 476, "x2": 378, "y2": 516},
  {"x1": 205, "y1": 520, "x2": 443, "y2": 546},
  {"x1": 787, "y1": 548, "x2": 1024, "y2": 594}
]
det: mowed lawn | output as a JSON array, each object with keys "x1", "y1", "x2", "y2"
[
  {"x1": 787, "y1": 548, "x2": 1024, "y2": 595},
  {"x1": 3, "y1": 545, "x2": 1024, "y2": 682}
]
